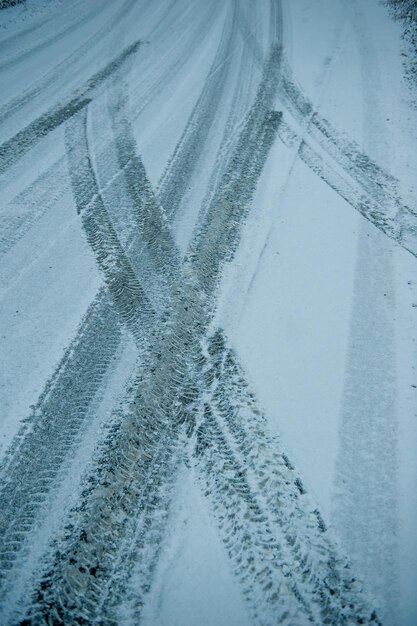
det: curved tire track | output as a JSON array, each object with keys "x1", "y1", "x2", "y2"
[{"x1": 276, "y1": 59, "x2": 417, "y2": 257}]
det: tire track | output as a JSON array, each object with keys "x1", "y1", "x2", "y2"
[
  {"x1": 0, "y1": 8, "x2": 240, "y2": 604},
  {"x1": 187, "y1": 0, "x2": 281, "y2": 252},
  {"x1": 0, "y1": 37, "x2": 141, "y2": 176},
  {"x1": 188, "y1": 47, "x2": 282, "y2": 296},
  {"x1": 85, "y1": 40, "x2": 280, "y2": 619},
  {"x1": 0, "y1": 289, "x2": 122, "y2": 595},
  {"x1": 194, "y1": 330, "x2": 380, "y2": 625},
  {"x1": 194, "y1": 0, "x2": 265, "y2": 230},
  {"x1": 1, "y1": 3, "x2": 387, "y2": 622},
  {"x1": 332, "y1": 227, "x2": 398, "y2": 624},
  {"x1": 0, "y1": 38, "x2": 148, "y2": 607},
  {"x1": 24, "y1": 40, "x2": 379, "y2": 624},
  {"x1": 0, "y1": 1, "x2": 76, "y2": 53},
  {"x1": 44, "y1": 54, "x2": 263, "y2": 617},
  {"x1": 279, "y1": 58, "x2": 401, "y2": 207},
  {"x1": 25, "y1": 290, "x2": 205, "y2": 624},
  {"x1": 239, "y1": 0, "x2": 416, "y2": 259},
  {"x1": 0, "y1": 4, "x2": 147, "y2": 261},
  {"x1": 92, "y1": 88, "x2": 179, "y2": 312},
  {"x1": 276, "y1": 113, "x2": 417, "y2": 257},
  {"x1": 0, "y1": 0, "x2": 86, "y2": 59},
  {"x1": 235, "y1": 0, "x2": 264, "y2": 69},
  {"x1": 275, "y1": 60, "x2": 417, "y2": 257},
  {"x1": 193, "y1": 403, "x2": 307, "y2": 625},
  {"x1": 157, "y1": 0, "x2": 239, "y2": 223},
  {"x1": 128, "y1": 0, "x2": 221, "y2": 125},
  {"x1": 22, "y1": 46, "x2": 282, "y2": 624},
  {"x1": 65, "y1": 108, "x2": 154, "y2": 351},
  {"x1": 332, "y1": 4, "x2": 399, "y2": 623},
  {"x1": 95, "y1": 432, "x2": 185, "y2": 625}
]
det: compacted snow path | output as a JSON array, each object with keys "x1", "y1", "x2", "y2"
[{"x1": 0, "y1": 1, "x2": 416, "y2": 625}]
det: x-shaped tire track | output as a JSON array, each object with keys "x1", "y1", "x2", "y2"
[
  {"x1": 1, "y1": 3, "x2": 409, "y2": 622},
  {"x1": 0, "y1": 4, "x2": 410, "y2": 623},
  {"x1": 26, "y1": 45, "x2": 381, "y2": 626}
]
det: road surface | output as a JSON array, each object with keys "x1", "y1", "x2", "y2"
[{"x1": 0, "y1": 0, "x2": 416, "y2": 624}]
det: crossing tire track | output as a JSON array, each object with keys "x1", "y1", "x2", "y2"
[
  {"x1": 0, "y1": 3, "x2": 388, "y2": 623},
  {"x1": 65, "y1": 107, "x2": 155, "y2": 351},
  {"x1": 21, "y1": 46, "x2": 282, "y2": 622},
  {"x1": 96, "y1": 438, "x2": 184, "y2": 625},
  {"x1": 96, "y1": 87, "x2": 180, "y2": 310},
  {"x1": 193, "y1": 402, "x2": 309, "y2": 626},
  {"x1": 0, "y1": 14, "x2": 244, "y2": 595},
  {"x1": 24, "y1": 296, "x2": 205, "y2": 624},
  {"x1": 24, "y1": 42, "x2": 378, "y2": 624}
]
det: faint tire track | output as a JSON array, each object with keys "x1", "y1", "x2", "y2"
[
  {"x1": 332, "y1": 4, "x2": 399, "y2": 623},
  {"x1": 0, "y1": 157, "x2": 69, "y2": 259},
  {"x1": 0, "y1": 1, "x2": 103, "y2": 73},
  {"x1": 0, "y1": 0, "x2": 139, "y2": 128},
  {"x1": 157, "y1": 0, "x2": 239, "y2": 223},
  {"x1": 129, "y1": 0, "x2": 221, "y2": 125}
]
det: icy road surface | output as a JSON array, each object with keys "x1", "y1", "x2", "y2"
[{"x1": 0, "y1": 0, "x2": 416, "y2": 624}]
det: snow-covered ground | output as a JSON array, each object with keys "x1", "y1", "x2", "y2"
[{"x1": 0, "y1": 1, "x2": 416, "y2": 624}]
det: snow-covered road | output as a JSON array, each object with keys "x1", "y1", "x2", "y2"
[{"x1": 0, "y1": 1, "x2": 416, "y2": 624}]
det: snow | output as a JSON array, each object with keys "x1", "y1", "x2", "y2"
[
  {"x1": 0, "y1": 0, "x2": 416, "y2": 624},
  {"x1": 141, "y1": 469, "x2": 252, "y2": 626}
]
